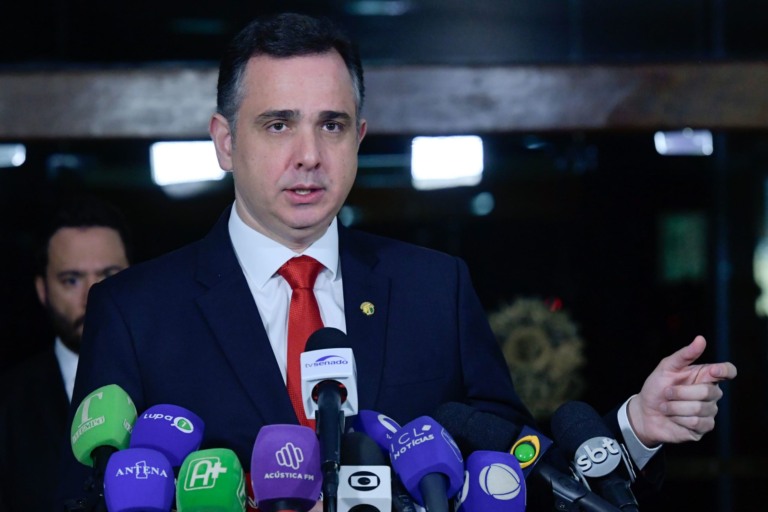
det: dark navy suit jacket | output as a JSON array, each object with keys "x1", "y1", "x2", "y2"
[
  {"x1": 1, "y1": 348, "x2": 69, "y2": 512},
  {"x1": 57, "y1": 206, "x2": 533, "y2": 505}
]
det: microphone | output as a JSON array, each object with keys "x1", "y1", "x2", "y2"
[
  {"x1": 103, "y1": 447, "x2": 175, "y2": 512},
  {"x1": 350, "y1": 410, "x2": 401, "y2": 453},
  {"x1": 177, "y1": 447, "x2": 247, "y2": 512},
  {"x1": 338, "y1": 432, "x2": 392, "y2": 512},
  {"x1": 350, "y1": 411, "x2": 419, "y2": 512},
  {"x1": 250, "y1": 424, "x2": 322, "y2": 512},
  {"x1": 300, "y1": 327, "x2": 359, "y2": 512},
  {"x1": 388, "y1": 416, "x2": 464, "y2": 512},
  {"x1": 129, "y1": 403, "x2": 205, "y2": 470},
  {"x1": 456, "y1": 450, "x2": 526, "y2": 512},
  {"x1": 70, "y1": 383, "x2": 138, "y2": 508},
  {"x1": 551, "y1": 401, "x2": 639, "y2": 512},
  {"x1": 433, "y1": 402, "x2": 622, "y2": 512}
]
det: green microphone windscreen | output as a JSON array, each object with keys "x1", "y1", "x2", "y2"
[
  {"x1": 177, "y1": 447, "x2": 247, "y2": 511},
  {"x1": 70, "y1": 383, "x2": 137, "y2": 466}
]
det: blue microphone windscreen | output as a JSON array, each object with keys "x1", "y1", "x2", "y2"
[
  {"x1": 389, "y1": 416, "x2": 464, "y2": 505},
  {"x1": 104, "y1": 447, "x2": 175, "y2": 512},
  {"x1": 457, "y1": 450, "x2": 526, "y2": 512},
  {"x1": 129, "y1": 403, "x2": 204, "y2": 467}
]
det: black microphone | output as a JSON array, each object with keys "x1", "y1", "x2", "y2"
[
  {"x1": 300, "y1": 327, "x2": 359, "y2": 512},
  {"x1": 433, "y1": 402, "x2": 622, "y2": 512},
  {"x1": 551, "y1": 401, "x2": 639, "y2": 512},
  {"x1": 338, "y1": 432, "x2": 392, "y2": 512}
]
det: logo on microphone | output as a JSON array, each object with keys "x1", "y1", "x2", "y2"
[
  {"x1": 71, "y1": 392, "x2": 106, "y2": 445},
  {"x1": 478, "y1": 463, "x2": 522, "y2": 500},
  {"x1": 172, "y1": 416, "x2": 195, "y2": 433},
  {"x1": 141, "y1": 412, "x2": 196, "y2": 434},
  {"x1": 391, "y1": 421, "x2": 435, "y2": 461},
  {"x1": 511, "y1": 434, "x2": 541, "y2": 469},
  {"x1": 377, "y1": 413, "x2": 400, "y2": 437},
  {"x1": 275, "y1": 441, "x2": 304, "y2": 470},
  {"x1": 113, "y1": 460, "x2": 170, "y2": 479},
  {"x1": 305, "y1": 354, "x2": 350, "y2": 368},
  {"x1": 182, "y1": 456, "x2": 229, "y2": 490},
  {"x1": 574, "y1": 436, "x2": 621, "y2": 477},
  {"x1": 348, "y1": 471, "x2": 381, "y2": 491}
]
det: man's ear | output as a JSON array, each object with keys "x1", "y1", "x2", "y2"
[
  {"x1": 34, "y1": 275, "x2": 47, "y2": 306},
  {"x1": 209, "y1": 113, "x2": 234, "y2": 172},
  {"x1": 357, "y1": 118, "x2": 367, "y2": 147}
]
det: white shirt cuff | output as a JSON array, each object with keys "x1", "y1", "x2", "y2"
[{"x1": 618, "y1": 395, "x2": 662, "y2": 470}]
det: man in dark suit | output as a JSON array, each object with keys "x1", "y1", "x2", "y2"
[
  {"x1": 0, "y1": 196, "x2": 131, "y2": 512},
  {"x1": 59, "y1": 12, "x2": 737, "y2": 510}
]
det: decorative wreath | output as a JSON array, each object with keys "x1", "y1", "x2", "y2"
[{"x1": 488, "y1": 297, "x2": 586, "y2": 420}]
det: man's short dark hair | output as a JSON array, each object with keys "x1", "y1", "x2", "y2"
[
  {"x1": 35, "y1": 195, "x2": 133, "y2": 276},
  {"x1": 216, "y1": 12, "x2": 365, "y2": 134}
]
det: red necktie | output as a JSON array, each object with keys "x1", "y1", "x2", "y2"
[{"x1": 277, "y1": 255, "x2": 324, "y2": 428}]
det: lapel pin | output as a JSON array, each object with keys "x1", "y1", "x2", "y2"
[{"x1": 360, "y1": 301, "x2": 375, "y2": 316}]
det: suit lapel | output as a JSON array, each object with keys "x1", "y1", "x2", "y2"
[
  {"x1": 194, "y1": 208, "x2": 297, "y2": 425},
  {"x1": 339, "y1": 227, "x2": 390, "y2": 412},
  {"x1": 40, "y1": 350, "x2": 70, "y2": 438}
]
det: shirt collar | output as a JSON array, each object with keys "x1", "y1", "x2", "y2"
[
  {"x1": 54, "y1": 337, "x2": 79, "y2": 402},
  {"x1": 228, "y1": 202, "x2": 340, "y2": 289}
]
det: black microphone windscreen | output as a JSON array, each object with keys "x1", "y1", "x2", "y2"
[
  {"x1": 305, "y1": 327, "x2": 351, "y2": 351},
  {"x1": 550, "y1": 401, "x2": 613, "y2": 454},
  {"x1": 341, "y1": 432, "x2": 389, "y2": 466},
  {"x1": 432, "y1": 402, "x2": 521, "y2": 457}
]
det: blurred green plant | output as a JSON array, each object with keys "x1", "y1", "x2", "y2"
[{"x1": 488, "y1": 297, "x2": 586, "y2": 421}]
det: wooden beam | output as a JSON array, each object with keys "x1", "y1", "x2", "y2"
[{"x1": 2, "y1": 61, "x2": 768, "y2": 139}]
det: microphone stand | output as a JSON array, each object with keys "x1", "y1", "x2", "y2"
[{"x1": 316, "y1": 380, "x2": 343, "y2": 512}]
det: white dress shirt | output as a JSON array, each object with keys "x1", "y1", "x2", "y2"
[
  {"x1": 54, "y1": 337, "x2": 79, "y2": 403},
  {"x1": 228, "y1": 203, "x2": 346, "y2": 384}
]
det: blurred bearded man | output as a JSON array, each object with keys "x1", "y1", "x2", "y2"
[{"x1": 0, "y1": 195, "x2": 132, "y2": 512}]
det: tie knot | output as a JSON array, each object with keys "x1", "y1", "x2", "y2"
[{"x1": 278, "y1": 255, "x2": 324, "y2": 290}]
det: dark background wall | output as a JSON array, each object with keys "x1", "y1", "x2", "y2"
[{"x1": 2, "y1": 1, "x2": 768, "y2": 509}]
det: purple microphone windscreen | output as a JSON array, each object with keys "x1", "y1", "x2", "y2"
[
  {"x1": 304, "y1": 327, "x2": 351, "y2": 351},
  {"x1": 351, "y1": 410, "x2": 402, "y2": 454},
  {"x1": 104, "y1": 447, "x2": 175, "y2": 512},
  {"x1": 456, "y1": 450, "x2": 526, "y2": 512},
  {"x1": 341, "y1": 432, "x2": 389, "y2": 466},
  {"x1": 550, "y1": 401, "x2": 612, "y2": 455},
  {"x1": 129, "y1": 404, "x2": 205, "y2": 468},
  {"x1": 389, "y1": 416, "x2": 464, "y2": 505},
  {"x1": 250, "y1": 424, "x2": 322, "y2": 512}
]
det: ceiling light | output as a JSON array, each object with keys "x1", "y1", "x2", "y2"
[
  {"x1": 411, "y1": 135, "x2": 484, "y2": 190},
  {"x1": 150, "y1": 141, "x2": 226, "y2": 186},
  {"x1": 0, "y1": 144, "x2": 26, "y2": 168},
  {"x1": 654, "y1": 129, "x2": 713, "y2": 156}
]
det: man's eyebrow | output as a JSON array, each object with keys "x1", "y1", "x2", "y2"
[
  {"x1": 256, "y1": 109, "x2": 299, "y2": 122},
  {"x1": 56, "y1": 270, "x2": 84, "y2": 279},
  {"x1": 319, "y1": 110, "x2": 352, "y2": 122}
]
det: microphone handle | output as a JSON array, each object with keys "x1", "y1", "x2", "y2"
[
  {"x1": 597, "y1": 477, "x2": 639, "y2": 512},
  {"x1": 392, "y1": 473, "x2": 418, "y2": 512},
  {"x1": 272, "y1": 498, "x2": 305, "y2": 512},
  {"x1": 317, "y1": 381, "x2": 344, "y2": 512},
  {"x1": 535, "y1": 464, "x2": 622, "y2": 512},
  {"x1": 90, "y1": 445, "x2": 115, "y2": 512},
  {"x1": 322, "y1": 460, "x2": 339, "y2": 512},
  {"x1": 418, "y1": 473, "x2": 450, "y2": 512}
]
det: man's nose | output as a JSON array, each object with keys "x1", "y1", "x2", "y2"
[{"x1": 294, "y1": 129, "x2": 321, "y2": 170}]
